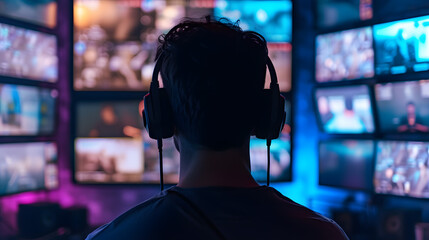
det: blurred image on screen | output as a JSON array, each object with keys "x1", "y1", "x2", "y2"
[
  {"x1": 0, "y1": 23, "x2": 58, "y2": 82},
  {"x1": 0, "y1": 142, "x2": 58, "y2": 196},
  {"x1": 319, "y1": 140, "x2": 374, "y2": 190},
  {"x1": 316, "y1": 27, "x2": 374, "y2": 82},
  {"x1": 0, "y1": 84, "x2": 57, "y2": 136},
  {"x1": 374, "y1": 15, "x2": 429, "y2": 75},
  {"x1": 266, "y1": 43, "x2": 292, "y2": 92},
  {"x1": 375, "y1": 80, "x2": 429, "y2": 133},
  {"x1": 73, "y1": 0, "x2": 185, "y2": 91},
  {"x1": 0, "y1": 0, "x2": 57, "y2": 28},
  {"x1": 374, "y1": 141, "x2": 429, "y2": 199},
  {"x1": 316, "y1": 0, "x2": 372, "y2": 29},
  {"x1": 214, "y1": 0, "x2": 292, "y2": 43},
  {"x1": 315, "y1": 85, "x2": 375, "y2": 134}
]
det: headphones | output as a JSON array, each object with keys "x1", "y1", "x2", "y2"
[{"x1": 142, "y1": 52, "x2": 286, "y2": 189}]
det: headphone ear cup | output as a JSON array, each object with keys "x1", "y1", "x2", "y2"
[
  {"x1": 254, "y1": 90, "x2": 286, "y2": 140},
  {"x1": 143, "y1": 89, "x2": 175, "y2": 139}
]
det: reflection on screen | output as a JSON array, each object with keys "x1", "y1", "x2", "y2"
[
  {"x1": 0, "y1": 23, "x2": 58, "y2": 82},
  {"x1": 316, "y1": 27, "x2": 374, "y2": 82},
  {"x1": 319, "y1": 140, "x2": 374, "y2": 190},
  {"x1": 375, "y1": 80, "x2": 429, "y2": 133},
  {"x1": 0, "y1": 0, "x2": 57, "y2": 28},
  {"x1": 0, "y1": 84, "x2": 57, "y2": 136},
  {"x1": 315, "y1": 85, "x2": 375, "y2": 134},
  {"x1": 374, "y1": 141, "x2": 429, "y2": 199},
  {"x1": 0, "y1": 142, "x2": 58, "y2": 196},
  {"x1": 73, "y1": 0, "x2": 185, "y2": 91},
  {"x1": 374, "y1": 15, "x2": 429, "y2": 75},
  {"x1": 214, "y1": 0, "x2": 292, "y2": 43},
  {"x1": 250, "y1": 132, "x2": 291, "y2": 182},
  {"x1": 266, "y1": 43, "x2": 292, "y2": 92},
  {"x1": 316, "y1": 0, "x2": 372, "y2": 29}
]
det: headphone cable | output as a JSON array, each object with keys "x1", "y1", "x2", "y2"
[
  {"x1": 158, "y1": 139, "x2": 164, "y2": 191},
  {"x1": 266, "y1": 139, "x2": 271, "y2": 187}
]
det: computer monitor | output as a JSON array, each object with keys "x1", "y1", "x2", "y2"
[
  {"x1": 73, "y1": 0, "x2": 185, "y2": 91},
  {"x1": 74, "y1": 100, "x2": 180, "y2": 184},
  {"x1": 214, "y1": 0, "x2": 292, "y2": 43},
  {"x1": 375, "y1": 80, "x2": 429, "y2": 133},
  {"x1": 374, "y1": 141, "x2": 429, "y2": 199},
  {"x1": 0, "y1": 142, "x2": 58, "y2": 196},
  {"x1": 315, "y1": 85, "x2": 375, "y2": 134},
  {"x1": 316, "y1": 0, "x2": 373, "y2": 29},
  {"x1": 0, "y1": 84, "x2": 57, "y2": 136},
  {"x1": 319, "y1": 139, "x2": 374, "y2": 191},
  {"x1": 374, "y1": 15, "x2": 429, "y2": 75},
  {"x1": 0, "y1": 23, "x2": 58, "y2": 82},
  {"x1": 315, "y1": 27, "x2": 374, "y2": 82},
  {"x1": 0, "y1": 0, "x2": 57, "y2": 28}
]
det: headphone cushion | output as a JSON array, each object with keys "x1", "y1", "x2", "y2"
[
  {"x1": 143, "y1": 89, "x2": 175, "y2": 139},
  {"x1": 255, "y1": 90, "x2": 286, "y2": 140}
]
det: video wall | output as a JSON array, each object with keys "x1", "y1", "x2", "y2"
[
  {"x1": 72, "y1": 0, "x2": 293, "y2": 185},
  {"x1": 314, "y1": 1, "x2": 429, "y2": 200},
  {"x1": 0, "y1": 1, "x2": 59, "y2": 196}
]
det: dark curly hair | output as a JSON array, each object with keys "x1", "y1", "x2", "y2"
[{"x1": 157, "y1": 16, "x2": 269, "y2": 150}]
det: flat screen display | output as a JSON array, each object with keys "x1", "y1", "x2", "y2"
[
  {"x1": 0, "y1": 0, "x2": 57, "y2": 28},
  {"x1": 73, "y1": 0, "x2": 185, "y2": 91},
  {"x1": 0, "y1": 142, "x2": 58, "y2": 196},
  {"x1": 316, "y1": 27, "x2": 374, "y2": 82},
  {"x1": 319, "y1": 140, "x2": 374, "y2": 190},
  {"x1": 0, "y1": 84, "x2": 57, "y2": 136},
  {"x1": 315, "y1": 85, "x2": 375, "y2": 134},
  {"x1": 75, "y1": 101, "x2": 180, "y2": 184},
  {"x1": 266, "y1": 43, "x2": 292, "y2": 92},
  {"x1": 316, "y1": 0, "x2": 373, "y2": 29},
  {"x1": 0, "y1": 23, "x2": 58, "y2": 82},
  {"x1": 214, "y1": 0, "x2": 292, "y2": 43},
  {"x1": 374, "y1": 141, "x2": 429, "y2": 199},
  {"x1": 374, "y1": 15, "x2": 429, "y2": 75},
  {"x1": 375, "y1": 80, "x2": 429, "y2": 133}
]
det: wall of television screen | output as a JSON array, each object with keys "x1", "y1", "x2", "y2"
[
  {"x1": 0, "y1": 0, "x2": 59, "y2": 196},
  {"x1": 315, "y1": 0, "x2": 429, "y2": 200},
  {"x1": 72, "y1": 0, "x2": 293, "y2": 185}
]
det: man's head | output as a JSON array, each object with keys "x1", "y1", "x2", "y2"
[{"x1": 157, "y1": 17, "x2": 268, "y2": 150}]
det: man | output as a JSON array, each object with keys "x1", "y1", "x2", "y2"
[{"x1": 86, "y1": 18, "x2": 348, "y2": 240}]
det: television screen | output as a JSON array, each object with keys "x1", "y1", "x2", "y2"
[
  {"x1": 75, "y1": 101, "x2": 180, "y2": 183},
  {"x1": 374, "y1": 141, "x2": 429, "y2": 199},
  {"x1": 315, "y1": 85, "x2": 375, "y2": 134},
  {"x1": 266, "y1": 43, "x2": 292, "y2": 92},
  {"x1": 316, "y1": 0, "x2": 373, "y2": 29},
  {"x1": 73, "y1": 0, "x2": 185, "y2": 91},
  {"x1": 316, "y1": 27, "x2": 374, "y2": 82},
  {"x1": 375, "y1": 80, "x2": 429, "y2": 133},
  {"x1": 374, "y1": 15, "x2": 429, "y2": 75},
  {"x1": 0, "y1": 0, "x2": 57, "y2": 28},
  {"x1": 0, "y1": 142, "x2": 58, "y2": 196},
  {"x1": 373, "y1": 0, "x2": 429, "y2": 21},
  {"x1": 0, "y1": 84, "x2": 57, "y2": 136},
  {"x1": 214, "y1": 0, "x2": 292, "y2": 43},
  {"x1": 0, "y1": 23, "x2": 58, "y2": 82},
  {"x1": 319, "y1": 140, "x2": 374, "y2": 190}
]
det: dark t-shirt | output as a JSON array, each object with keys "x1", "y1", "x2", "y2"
[{"x1": 86, "y1": 186, "x2": 348, "y2": 240}]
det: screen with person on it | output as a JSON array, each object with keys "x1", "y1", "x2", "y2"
[
  {"x1": 0, "y1": 84, "x2": 57, "y2": 136},
  {"x1": 315, "y1": 85, "x2": 375, "y2": 134},
  {"x1": 73, "y1": 0, "x2": 186, "y2": 91},
  {"x1": 0, "y1": 142, "x2": 58, "y2": 196},
  {"x1": 375, "y1": 80, "x2": 429, "y2": 133},
  {"x1": 374, "y1": 15, "x2": 429, "y2": 75},
  {"x1": 0, "y1": 23, "x2": 58, "y2": 82},
  {"x1": 316, "y1": 0, "x2": 373, "y2": 29},
  {"x1": 214, "y1": 0, "x2": 292, "y2": 43},
  {"x1": 75, "y1": 101, "x2": 180, "y2": 184},
  {"x1": 374, "y1": 141, "x2": 429, "y2": 199},
  {"x1": 319, "y1": 140, "x2": 374, "y2": 191},
  {"x1": 316, "y1": 27, "x2": 374, "y2": 82}
]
